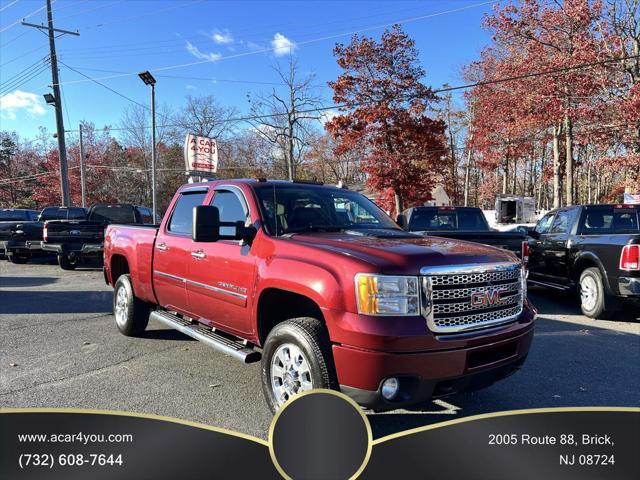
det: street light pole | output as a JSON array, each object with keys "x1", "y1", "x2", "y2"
[
  {"x1": 150, "y1": 83, "x2": 157, "y2": 221},
  {"x1": 138, "y1": 71, "x2": 157, "y2": 221}
]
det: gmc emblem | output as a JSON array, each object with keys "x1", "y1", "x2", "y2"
[{"x1": 470, "y1": 287, "x2": 508, "y2": 307}]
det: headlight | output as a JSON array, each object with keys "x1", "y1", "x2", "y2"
[{"x1": 355, "y1": 274, "x2": 420, "y2": 316}]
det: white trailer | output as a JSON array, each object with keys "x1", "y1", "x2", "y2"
[{"x1": 495, "y1": 195, "x2": 536, "y2": 224}]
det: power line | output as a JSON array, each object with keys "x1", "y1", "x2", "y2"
[
  {"x1": 1, "y1": 120, "x2": 630, "y2": 185},
  {"x1": 55, "y1": 0, "x2": 122, "y2": 21},
  {"x1": 60, "y1": 65, "x2": 330, "y2": 88},
  {"x1": 41, "y1": 0, "x2": 500, "y2": 89},
  {"x1": 0, "y1": 0, "x2": 54, "y2": 33},
  {"x1": 59, "y1": 54, "x2": 640, "y2": 134},
  {"x1": 0, "y1": 58, "x2": 50, "y2": 95},
  {"x1": 0, "y1": 1, "x2": 20, "y2": 13},
  {"x1": 0, "y1": 56, "x2": 49, "y2": 87},
  {"x1": 58, "y1": 61, "x2": 174, "y2": 124}
]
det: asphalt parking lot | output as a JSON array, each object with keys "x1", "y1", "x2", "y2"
[{"x1": 1, "y1": 260, "x2": 639, "y2": 440}]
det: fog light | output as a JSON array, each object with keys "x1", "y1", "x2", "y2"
[{"x1": 381, "y1": 377, "x2": 400, "y2": 400}]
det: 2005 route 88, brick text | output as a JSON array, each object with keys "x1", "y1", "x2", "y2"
[{"x1": 488, "y1": 433, "x2": 617, "y2": 467}]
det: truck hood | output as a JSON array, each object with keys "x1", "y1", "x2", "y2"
[{"x1": 286, "y1": 229, "x2": 519, "y2": 272}]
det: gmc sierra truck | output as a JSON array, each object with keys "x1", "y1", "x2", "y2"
[
  {"x1": 527, "y1": 204, "x2": 640, "y2": 318},
  {"x1": 43, "y1": 204, "x2": 154, "y2": 270},
  {"x1": 104, "y1": 180, "x2": 535, "y2": 412},
  {"x1": 397, "y1": 206, "x2": 528, "y2": 259}
]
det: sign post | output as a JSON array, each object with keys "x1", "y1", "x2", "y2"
[{"x1": 184, "y1": 134, "x2": 219, "y2": 182}]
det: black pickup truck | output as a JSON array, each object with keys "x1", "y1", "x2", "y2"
[
  {"x1": 0, "y1": 208, "x2": 40, "y2": 262},
  {"x1": 397, "y1": 206, "x2": 527, "y2": 259},
  {"x1": 42, "y1": 203, "x2": 154, "y2": 270},
  {"x1": 0, "y1": 206, "x2": 87, "y2": 264},
  {"x1": 527, "y1": 204, "x2": 640, "y2": 318}
]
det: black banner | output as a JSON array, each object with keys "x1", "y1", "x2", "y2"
[{"x1": 1, "y1": 392, "x2": 638, "y2": 479}]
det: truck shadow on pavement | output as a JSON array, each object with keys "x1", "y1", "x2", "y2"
[
  {"x1": 367, "y1": 317, "x2": 640, "y2": 439},
  {"x1": 528, "y1": 287, "x2": 640, "y2": 321},
  {"x1": 0, "y1": 276, "x2": 59, "y2": 288},
  {"x1": 0, "y1": 290, "x2": 112, "y2": 314}
]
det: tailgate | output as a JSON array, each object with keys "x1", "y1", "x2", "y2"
[{"x1": 45, "y1": 220, "x2": 105, "y2": 244}]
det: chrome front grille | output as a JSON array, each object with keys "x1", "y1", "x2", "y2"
[{"x1": 421, "y1": 263, "x2": 524, "y2": 333}]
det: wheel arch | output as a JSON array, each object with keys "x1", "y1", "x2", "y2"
[
  {"x1": 256, "y1": 287, "x2": 327, "y2": 346},
  {"x1": 573, "y1": 252, "x2": 612, "y2": 294}
]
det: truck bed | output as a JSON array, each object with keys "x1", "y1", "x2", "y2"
[
  {"x1": 414, "y1": 229, "x2": 526, "y2": 258},
  {"x1": 104, "y1": 224, "x2": 159, "y2": 304}
]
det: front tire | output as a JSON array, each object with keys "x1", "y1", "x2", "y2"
[
  {"x1": 113, "y1": 274, "x2": 150, "y2": 336},
  {"x1": 579, "y1": 267, "x2": 616, "y2": 319},
  {"x1": 261, "y1": 317, "x2": 337, "y2": 414},
  {"x1": 58, "y1": 254, "x2": 78, "y2": 270}
]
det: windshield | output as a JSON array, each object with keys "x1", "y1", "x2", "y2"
[
  {"x1": 0, "y1": 210, "x2": 30, "y2": 221},
  {"x1": 409, "y1": 208, "x2": 488, "y2": 231},
  {"x1": 39, "y1": 207, "x2": 87, "y2": 221},
  {"x1": 254, "y1": 184, "x2": 400, "y2": 235},
  {"x1": 89, "y1": 205, "x2": 136, "y2": 223}
]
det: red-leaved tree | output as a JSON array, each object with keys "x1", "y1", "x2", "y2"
[{"x1": 326, "y1": 25, "x2": 447, "y2": 215}]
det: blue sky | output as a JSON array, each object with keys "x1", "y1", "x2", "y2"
[{"x1": 0, "y1": 0, "x2": 496, "y2": 140}]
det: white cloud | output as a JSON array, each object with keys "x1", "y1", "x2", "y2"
[
  {"x1": 185, "y1": 84, "x2": 197, "y2": 90},
  {"x1": 320, "y1": 109, "x2": 340, "y2": 125},
  {"x1": 211, "y1": 29, "x2": 233, "y2": 45},
  {"x1": 271, "y1": 33, "x2": 296, "y2": 56},
  {"x1": 0, "y1": 90, "x2": 46, "y2": 120},
  {"x1": 186, "y1": 41, "x2": 222, "y2": 61}
]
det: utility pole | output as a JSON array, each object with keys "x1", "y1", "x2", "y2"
[
  {"x1": 79, "y1": 124, "x2": 86, "y2": 208},
  {"x1": 22, "y1": 0, "x2": 79, "y2": 206}
]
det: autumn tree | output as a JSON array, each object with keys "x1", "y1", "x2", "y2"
[
  {"x1": 247, "y1": 57, "x2": 323, "y2": 180},
  {"x1": 304, "y1": 132, "x2": 365, "y2": 185},
  {"x1": 326, "y1": 25, "x2": 447, "y2": 215},
  {"x1": 482, "y1": 0, "x2": 608, "y2": 207}
]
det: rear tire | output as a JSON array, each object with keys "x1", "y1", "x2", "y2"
[
  {"x1": 7, "y1": 252, "x2": 28, "y2": 264},
  {"x1": 579, "y1": 267, "x2": 616, "y2": 319},
  {"x1": 113, "y1": 274, "x2": 149, "y2": 336},
  {"x1": 261, "y1": 317, "x2": 338, "y2": 414},
  {"x1": 58, "y1": 254, "x2": 77, "y2": 270}
]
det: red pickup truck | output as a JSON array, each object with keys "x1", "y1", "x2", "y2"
[{"x1": 104, "y1": 179, "x2": 535, "y2": 412}]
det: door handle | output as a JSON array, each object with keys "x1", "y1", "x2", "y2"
[
  {"x1": 191, "y1": 250, "x2": 206, "y2": 259},
  {"x1": 157, "y1": 242, "x2": 168, "y2": 251}
]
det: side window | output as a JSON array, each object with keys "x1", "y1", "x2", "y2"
[
  {"x1": 550, "y1": 210, "x2": 574, "y2": 234},
  {"x1": 137, "y1": 207, "x2": 153, "y2": 224},
  {"x1": 168, "y1": 192, "x2": 207, "y2": 234},
  {"x1": 211, "y1": 190, "x2": 248, "y2": 236},
  {"x1": 535, "y1": 214, "x2": 555, "y2": 234}
]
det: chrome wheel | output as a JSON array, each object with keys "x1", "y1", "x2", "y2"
[
  {"x1": 115, "y1": 285, "x2": 129, "y2": 328},
  {"x1": 580, "y1": 275, "x2": 598, "y2": 311},
  {"x1": 271, "y1": 343, "x2": 313, "y2": 407}
]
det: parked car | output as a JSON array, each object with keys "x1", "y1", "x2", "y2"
[
  {"x1": 42, "y1": 204, "x2": 154, "y2": 270},
  {"x1": 397, "y1": 206, "x2": 528, "y2": 259},
  {"x1": 0, "y1": 208, "x2": 41, "y2": 261},
  {"x1": 104, "y1": 179, "x2": 535, "y2": 412},
  {"x1": 527, "y1": 204, "x2": 640, "y2": 318},
  {"x1": 0, "y1": 206, "x2": 87, "y2": 264}
]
